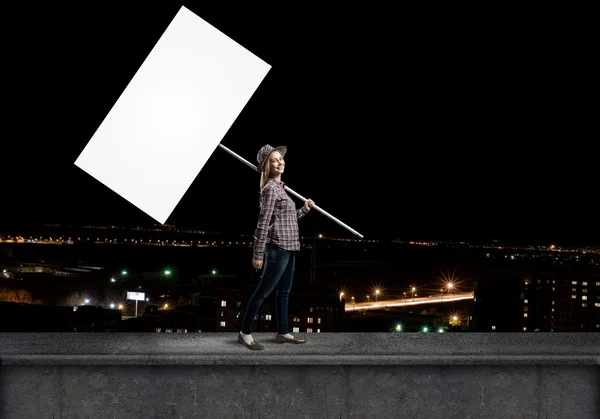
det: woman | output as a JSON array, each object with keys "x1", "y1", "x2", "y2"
[{"x1": 238, "y1": 144, "x2": 315, "y2": 350}]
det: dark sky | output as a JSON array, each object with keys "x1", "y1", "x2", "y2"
[{"x1": 3, "y1": 3, "x2": 597, "y2": 245}]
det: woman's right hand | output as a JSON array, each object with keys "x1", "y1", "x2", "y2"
[{"x1": 252, "y1": 259, "x2": 263, "y2": 269}]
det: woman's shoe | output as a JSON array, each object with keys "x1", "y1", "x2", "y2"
[
  {"x1": 238, "y1": 333, "x2": 264, "y2": 350},
  {"x1": 276, "y1": 334, "x2": 306, "y2": 344}
]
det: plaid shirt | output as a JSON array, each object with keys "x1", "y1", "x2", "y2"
[{"x1": 253, "y1": 178, "x2": 309, "y2": 261}]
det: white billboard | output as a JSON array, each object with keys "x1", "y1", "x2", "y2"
[{"x1": 127, "y1": 291, "x2": 146, "y2": 301}]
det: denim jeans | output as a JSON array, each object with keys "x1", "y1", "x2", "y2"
[{"x1": 241, "y1": 243, "x2": 295, "y2": 334}]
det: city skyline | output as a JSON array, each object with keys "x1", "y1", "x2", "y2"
[
  {"x1": 4, "y1": 3, "x2": 596, "y2": 245},
  {"x1": 2, "y1": 220, "x2": 600, "y2": 249}
]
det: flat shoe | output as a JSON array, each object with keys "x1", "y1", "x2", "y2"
[
  {"x1": 276, "y1": 334, "x2": 306, "y2": 344},
  {"x1": 238, "y1": 334, "x2": 264, "y2": 350}
]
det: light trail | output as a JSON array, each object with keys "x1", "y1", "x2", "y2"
[{"x1": 344, "y1": 291, "x2": 474, "y2": 311}]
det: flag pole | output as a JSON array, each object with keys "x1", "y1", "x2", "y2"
[{"x1": 217, "y1": 144, "x2": 364, "y2": 239}]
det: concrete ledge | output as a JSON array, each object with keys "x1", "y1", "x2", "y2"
[
  {"x1": 1, "y1": 333, "x2": 599, "y2": 365},
  {"x1": 1, "y1": 333, "x2": 599, "y2": 419}
]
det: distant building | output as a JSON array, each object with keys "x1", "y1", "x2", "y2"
[
  {"x1": 0, "y1": 302, "x2": 120, "y2": 332},
  {"x1": 120, "y1": 305, "x2": 201, "y2": 333},
  {"x1": 470, "y1": 276, "x2": 523, "y2": 332},
  {"x1": 73, "y1": 305, "x2": 120, "y2": 332},
  {"x1": 0, "y1": 301, "x2": 74, "y2": 332},
  {"x1": 215, "y1": 285, "x2": 345, "y2": 334},
  {"x1": 524, "y1": 265, "x2": 600, "y2": 332},
  {"x1": 470, "y1": 265, "x2": 600, "y2": 332}
]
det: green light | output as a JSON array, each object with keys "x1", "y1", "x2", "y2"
[
  {"x1": 122, "y1": 270, "x2": 127, "y2": 275},
  {"x1": 164, "y1": 270, "x2": 171, "y2": 275},
  {"x1": 422, "y1": 326, "x2": 429, "y2": 332},
  {"x1": 212, "y1": 270, "x2": 217, "y2": 275}
]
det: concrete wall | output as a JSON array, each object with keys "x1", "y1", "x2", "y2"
[{"x1": 1, "y1": 333, "x2": 598, "y2": 419}]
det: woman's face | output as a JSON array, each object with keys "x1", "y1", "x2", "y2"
[{"x1": 269, "y1": 151, "x2": 285, "y2": 176}]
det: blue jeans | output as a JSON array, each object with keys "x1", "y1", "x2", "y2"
[{"x1": 241, "y1": 243, "x2": 295, "y2": 335}]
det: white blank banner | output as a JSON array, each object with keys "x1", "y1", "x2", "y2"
[{"x1": 74, "y1": 6, "x2": 271, "y2": 224}]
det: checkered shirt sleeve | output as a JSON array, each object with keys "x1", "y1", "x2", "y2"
[{"x1": 253, "y1": 180, "x2": 309, "y2": 261}]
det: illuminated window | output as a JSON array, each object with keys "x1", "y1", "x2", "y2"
[
  {"x1": 220, "y1": 321, "x2": 225, "y2": 327},
  {"x1": 492, "y1": 326, "x2": 496, "y2": 330},
  {"x1": 317, "y1": 318, "x2": 321, "y2": 324},
  {"x1": 582, "y1": 296, "x2": 588, "y2": 300},
  {"x1": 293, "y1": 327, "x2": 299, "y2": 333},
  {"x1": 524, "y1": 313, "x2": 528, "y2": 317},
  {"x1": 317, "y1": 329, "x2": 320, "y2": 333},
  {"x1": 524, "y1": 299, "x2": 528, "y2": 304},
  {"x1": 307, "y1": 328, "x2": 313, "y2": 333},
  {"x1": 307, "y1": 317, "x2": 313, "y2": 323},
  {"x1": 582, "y1": 282, "x2": 588, "y2": 286},
  {"x1": 309, "y1": 307, "x2": 313, "y2": 313},
  {"x1": 266, "y1": 314, "x2": 272, "y2": 320},
  {"x1": 221, "y1": 300, "x2": 226, "y2": 307},
  {"x1": 293, "y1": 317, "x2": 300, "y2": 322},
  {"x1": 572, "y1": 281, "x2": 577, "y2": 285},
  {"x1": 582, "y1": 303, "x2": 587, "y2": 307},
  {"x1": 523, "y1": 327, "x2": 527, "y2": 331},
  {"x1": 572, "y1": 288, "x2": 577, "y2": 292},
  {"x1": 583, "y1": 289, "x2": 588, "y2": 293},
  {"x1": 572, "y1": 295, "x2": 577, "y2": 299}
]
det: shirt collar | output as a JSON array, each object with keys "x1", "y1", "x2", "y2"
[{"x1": 268, "y1": 178, "x2": 285, "y2": 187}]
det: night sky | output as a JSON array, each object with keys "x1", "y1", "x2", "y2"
[{"x1": 3, "y1": 3, "x2": 597, "y2": 245}]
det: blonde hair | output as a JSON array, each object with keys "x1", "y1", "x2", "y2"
[
  {"x1": 260, "y1": 164, "x2": 272, "y2": 191},
  {"x1": 259, "y1": 150, "x2": 280, "y2": 191}
]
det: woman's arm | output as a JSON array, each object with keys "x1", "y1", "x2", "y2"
[
  {"x1": 253, "y1": 186, "x2": 276, "y2": 261},
  {"x1": 297, "y1": 198, "x2": 314, "y2": 220}
]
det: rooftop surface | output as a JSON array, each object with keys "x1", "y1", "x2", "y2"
[{"x1": 1, "y1": 332, "x2": 598, "y2": 366}]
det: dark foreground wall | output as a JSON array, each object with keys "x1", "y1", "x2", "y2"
[{"x1": 1, "y1": 333, "x2": 598, "y2": 419}]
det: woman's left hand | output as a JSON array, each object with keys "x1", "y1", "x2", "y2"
[{"x1": 304, "y1": 199, "x2": 315, "y2": 211}]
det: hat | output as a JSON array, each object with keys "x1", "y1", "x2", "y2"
[{"x1": 257, "y1": 144, "x2": 287, "y2": 172}]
